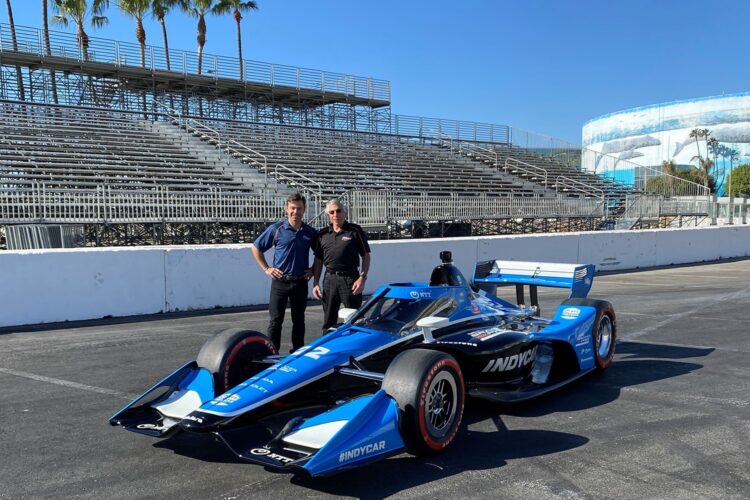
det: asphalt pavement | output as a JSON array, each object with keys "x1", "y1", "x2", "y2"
[{"x1": 1, "y1": 259, "x2": 749, "y2": 499}]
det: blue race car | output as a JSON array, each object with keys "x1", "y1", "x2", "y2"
[{"x1": 110, "y1": 251, "x2": 616, "y2": 476}]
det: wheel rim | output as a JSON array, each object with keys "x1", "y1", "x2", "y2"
[
  {"x1": 425, "y1": 371, "x2": 458, "y2": 438},
  {"x1": 597, "y1": 315, "x2": 613, "y2": 359}
]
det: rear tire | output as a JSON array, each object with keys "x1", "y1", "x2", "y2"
[
  {"x1": 382, "y1": 349, "x2": 465, "y2": 455},
  {"x1": 196, "y1": 328, "x2": 277, "y2": 394},
  {"x1": 592, "y1": 304, "x2": 616, "y2": 370}
]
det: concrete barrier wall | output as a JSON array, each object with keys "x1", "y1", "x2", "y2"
[{"x1": 1, "y1": 226, "x2": 749, "y2": 328}]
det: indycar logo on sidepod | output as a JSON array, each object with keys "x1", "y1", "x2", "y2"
[{"x1": 482, "y1": 346, "x2": 537, "y2": 373}]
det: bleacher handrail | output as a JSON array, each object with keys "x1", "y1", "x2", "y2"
[
  {"x1": 0, "y1": 23, "x2": 390, "y2": 104},
  {"x1": 555, "y1": 175, "x2": 605, "y2": 199},
  {"x1": 504, "y1": 158, "x2": 549, "y2": 188}
]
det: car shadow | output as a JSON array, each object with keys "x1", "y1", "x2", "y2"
[
  {"x1": 153, "y1": 432, "x2": 245, "y2": 464},
  {"x1": 293, "y1": 426, "x2": 588, "y2": 498},
  {"x1": 495, "y1": 340, "x2": 712, "y2": 417},
  {"x1": 155, "y1": 340, "x2": 713, "y2": 493}
]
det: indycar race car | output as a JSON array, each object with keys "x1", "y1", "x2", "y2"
[{"x1": 110, "y1": 251, "x2": 616, "y2": 476}]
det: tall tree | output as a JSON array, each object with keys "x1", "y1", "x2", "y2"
[
  {"x1": 42, "y1": 0, "x2": 59, "y2": 103},
  {"x1": 689, "y1": 128, "x2": 712, "y2": 190},
  {"x1": 152, "y1": 0, "x2": 186, "y2": 71},
  {"x1": 661, "y1": 159, "x2": 677, "y2": 194},
  {"x1": 5, "y1": 0, "x2": 26, "y2": 100},
  {"x1": 51, "y1": 0, "x2": 109, "y2": 62},
  {"x1": 118, "y1": 0, "x2": 150, "y2": 67},
  {"x1": 213, "y1": 0, "x2": 257, "y2": 80},
  {"x1": 184, "y1": 0, "x2": 217, "y2": 75}
]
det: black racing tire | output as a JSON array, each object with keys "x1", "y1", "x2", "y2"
[
  {"x1": 592, "y1": 302, "x2": 617, "y2": 370},
  {"x1": 382, "y1": 349, "x2": 465, "y2": 455},
  {"x1": 196, "y1": 328, "x2": 277, "y2": 394},
  {"x1": 561, "y1": 298, "x2": 617, "y2": 371}
]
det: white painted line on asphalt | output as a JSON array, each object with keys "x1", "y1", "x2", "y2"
[
  {"x1": 618, "y1": 385, "x2": 749, "y2": 409},
  {"x1": 0, "y1": 367, "x2": 137, "y2": 400},
  {"x1": 621, "y1": 286, "x2": 750, "y2": 340},
  {"x1": 620, "y1": 338, "x2": 749, "y2": 354}
]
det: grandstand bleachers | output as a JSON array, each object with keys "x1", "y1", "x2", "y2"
[
  {"x1": 0, "y1": 102, "x2": 259, "y2": 193},
  {"x1": 187, "y1": 118, "x2": 555, "y2": 198}
]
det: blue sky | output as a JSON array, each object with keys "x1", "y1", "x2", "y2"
[{"x1": 3, "y1": 0, "x2": 748, "y2": 144}]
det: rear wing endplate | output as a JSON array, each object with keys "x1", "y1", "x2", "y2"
[{"x1": 473, "y1": 260, "x2": 595, "y2": 300}]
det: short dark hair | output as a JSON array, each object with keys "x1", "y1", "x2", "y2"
[{"x1": 286, "y1": 192, "x2": 306, "y2": 207}]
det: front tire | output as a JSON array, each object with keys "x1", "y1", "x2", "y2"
[
  {"x1": 382, "y1": 349, "x2": 465, "y2": 455},
  {"x1": 196, "y1": 328, "x2": 277, "y2": 394}
]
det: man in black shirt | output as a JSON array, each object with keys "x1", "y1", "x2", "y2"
[{"x1": 312, "y1": 199, "x2": 371, "y2": 331}]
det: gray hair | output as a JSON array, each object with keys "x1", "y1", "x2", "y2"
[{"x1": 325, "y1": 198, "x2": 347, "y2": 214}]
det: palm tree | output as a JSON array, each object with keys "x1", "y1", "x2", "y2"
[
  {"x1": 118, "y1": 0, "x2": 150, "y2": 67},
  {"x1": 213, "y1": 0, "x2": 257, "y2": 80},
  {"x1": 689, "y1": 128, "x2": 712, "y2": 190},
  {"x1": 184, "y1": 0, "x2": 217, "y2": 75},
  {"x1": 42, "y1": 0, "x2": 59, "y2": 103},
  {"x1": 5, "y1": 0, "x2": 26, "y2": 100},
  {"x1": 152, "y1": 0, "x2": 186, "y2": 71},
  {"x1": 52, "y1": 0, "x2": 109, "y2": 62}
]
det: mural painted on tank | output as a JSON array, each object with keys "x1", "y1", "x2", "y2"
[{"x1": 582, "y1": 93, "x2": 750, "y2": 194}]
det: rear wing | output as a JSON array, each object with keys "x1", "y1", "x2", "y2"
[{"x1": 473, "y1": 260, "x2": 595, "y2": 300}]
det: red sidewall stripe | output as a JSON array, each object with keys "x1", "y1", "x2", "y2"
[{"x1": 417, "y1": 358, "x2": 465, "y2": 450}]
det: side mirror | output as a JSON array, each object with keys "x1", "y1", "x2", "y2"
[
  {"x1": 416, "y1": 316, "x2": 450, "y2": 343},
  {"x1": 338, "y1": 308, "x2": 358, "y2": 323}
]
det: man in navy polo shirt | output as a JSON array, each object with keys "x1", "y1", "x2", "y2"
[{"x1": 251, "y1": 192, "x2": 317, "y2": 352}]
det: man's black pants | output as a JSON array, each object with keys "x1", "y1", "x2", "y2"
[
  {"x1": 268, "y1": 279, "x2": 308, "y2": 352},
  {"x1": 322, "y1": 272, "x2": 363, "y2": 331}
]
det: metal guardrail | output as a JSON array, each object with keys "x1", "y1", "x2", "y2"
[
  {"x1": 581, "y1": 147, "x2": 709, "y2": 198},
  {"x1": 0, "y1": 23, "x2": 390, "y2": 103},
  {"x1": 0, "y1": 184, "x2": 606, "y2": 226},
  {"x1": 393, "y1": 115, "x2": 510, "y2": 144},
  {"x1": 622, "y1": 194, "x2": 711, "y2": 219},
  {"x1": 0, "y1": 184, "x2": 289, "y2": 223}
]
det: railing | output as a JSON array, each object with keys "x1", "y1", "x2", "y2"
[
  {"x1": 581, "y1": 147, "x2": 709, "y2": 198},
  {"x1": 555, "y1": 175, "x2": 605, "y2": 199},
  {"x1": 0, "y1": 183, "x2": 289, "y2": 223},
  {"x1": 0, "y1": 23, "x2": 390, "y2": 103},
  {"x1": 1, "y1": 184, "x2": 608, "y2": 226},
  {"x1": 426, "y1": 129, "x2": 455, "y2": 151},
  {"x1": 622, "y1": 194, "x2": 712, "y2": 219},
  {"x1": 348, "y1": 191, "x2": 606, "y2": 226},
  {"x1": 504, "y1": 158, "x2": 548, "y2": 187},
  {"x1": 392, "y1": 115, "x2": 510, "y2": 144},
  {"x1": 460, "y1": 142, "x2": 498, "y2": 167},
  {"x1": 272, "y1": 164, "x2": 323, "y2": 208}
]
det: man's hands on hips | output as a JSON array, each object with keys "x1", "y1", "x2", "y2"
[{"x1": 264, "y1": 267, "x2": 283, "y2": 279}]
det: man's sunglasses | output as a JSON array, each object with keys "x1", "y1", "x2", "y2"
[{"x1": 328, "y1": 209, "x2": 342, "y2": 214}]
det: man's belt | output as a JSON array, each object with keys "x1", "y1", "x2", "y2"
[
  {"x1": 326, "y1": 270, "x2": 359, "y2": 277},
  {"x1": 276, "y1": 274, "x2": 307, "y2": 282}
]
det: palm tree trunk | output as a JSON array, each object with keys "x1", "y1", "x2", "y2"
[
  {"x1": 136, "y1": 18, "x2": 146, "y2": 67},
  {"x1": 159, "y1": 16, "x2": 174, "y2": 111},
  {"x1": 77, "y1": 22, "x2": 97, "y2": 103},
  {"x1": 197, "y1": 14, "x2": 206, "y2": 75},
  {"x1": 5, "y1": 0, "x2": 26, "y2": 101},
  {"x1": 159, "y1": 17, "x2": 170, "y2": 70},
  {"x1": 234, "y1": 10, "x2": 243, "y2": 80},
  {"x1": 42, "y1": 0, "x2": 59, "y2": 104}
]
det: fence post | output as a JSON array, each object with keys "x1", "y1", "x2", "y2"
[{"x1": 742, "y1": 197, "x2": 748, "y2": 225}]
